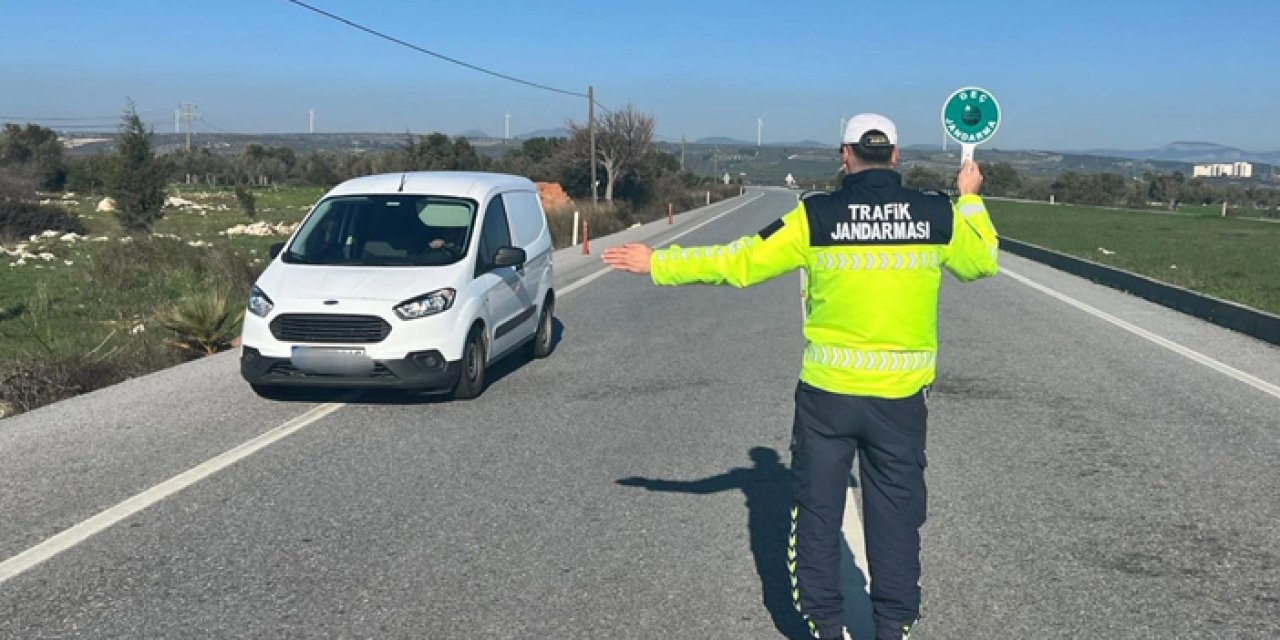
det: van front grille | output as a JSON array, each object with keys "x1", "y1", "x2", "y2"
[
  {"x1": 266, "y1": 361, "x2": 395, "y2": 379},
  {"x1": 269, "y1": 314, "x2": 391, "y2": 344}
]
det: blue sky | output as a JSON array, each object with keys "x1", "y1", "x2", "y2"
[{"x1": 1, "y1": 0, "x2": 1277, "y2": 150}]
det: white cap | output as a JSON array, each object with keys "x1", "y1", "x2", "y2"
[{"x1": 842, "y1": 113, "x2": 898, "y2": 147}]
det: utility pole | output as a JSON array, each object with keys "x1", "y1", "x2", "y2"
[
  {"x1": 309, "y1": 109, "x2": 315, "y2": 134},
  {"x1": 680, "y1": 135, "x2": 686, "y2": 172},
  {"x1": 588, "y1": 85, "x2": 597, "y2": 204},
  {"x1": 179, "y1": 104, "x2": 199, "y2": 151}
]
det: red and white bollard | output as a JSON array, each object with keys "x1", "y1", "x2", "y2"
[{"x1": 581, "y1": 216, "x2": 590, "y2": 255}]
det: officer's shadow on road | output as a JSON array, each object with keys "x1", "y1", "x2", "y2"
[
  {"x1": 257, "y1": 319, "x2": 566, "y2": 405},
  {"x1": 617, "y1": 447, "x2": 874, "y2": 640}
]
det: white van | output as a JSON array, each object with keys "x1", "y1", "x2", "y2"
[{"x1": 240, "y1": 172, "x2": 555, "y2": 400}]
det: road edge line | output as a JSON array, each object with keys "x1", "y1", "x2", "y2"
[{"x1": 1002, "y1": 267, "x2": 1280, "y2": 400}]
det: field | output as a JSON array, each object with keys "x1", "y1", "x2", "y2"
[
  {"x1": 986, "y1": 200, "x2": 1280, "y2": 315},
  {"x1": 2, "y1": 186, "x2": 322, "y2": 358}
]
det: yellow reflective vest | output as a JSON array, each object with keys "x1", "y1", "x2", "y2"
[{"x1": 650, "y1": 169, "x2": 999, "y2": 398}]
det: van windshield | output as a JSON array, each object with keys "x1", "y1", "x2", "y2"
[{"x1": 284, "y1": 195, "x2": 476, "y2": 267}]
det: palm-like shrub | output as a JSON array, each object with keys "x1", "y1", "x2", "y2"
[{"x1": 159, "y1": 288, "x2": 244, "y2": 356}]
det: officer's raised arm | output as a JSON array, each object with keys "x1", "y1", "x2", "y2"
[
  {"x1": 941, "y1": 160, "x2": 999, "y2": 281},
  {"x1": 602, "y1": 204, "x2": 810, "y2": 288}
]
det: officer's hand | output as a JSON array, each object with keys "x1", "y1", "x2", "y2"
[
  {"x1": 602, "y1": 243, "x2": 653, "y2": 274},
  {"x1": 957, "y1": 160, "x2": 982, "y2": 196}
]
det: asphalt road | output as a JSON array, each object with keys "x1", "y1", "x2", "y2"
[{"x1": 1, "y1": 188, "x2": 1277, "y2": 639}]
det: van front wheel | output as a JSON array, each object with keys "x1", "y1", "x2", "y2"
[
  {"x1": 451, "y1": 326, "x2": 487, "y2": 400},
  {"x1": 528, "y1": 295, "x2": 555, "y2": 359}
]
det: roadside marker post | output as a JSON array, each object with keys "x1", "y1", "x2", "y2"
[
  {"x1": 942, "y1": 86, "x2": 1001, "y2": 165},
  {"x1": 572, "y1": 211, "x2": 580, "y2": 245},
  {"x1": 581, "y1": 217, "x2": 590, "y2": 255},
  {"x1": 667, "y1": 203, "x2": 673, "y2": 225}
]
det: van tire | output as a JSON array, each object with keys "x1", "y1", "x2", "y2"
[
  {"x1": 452, "y1": 325, "x2": 487, "y2": 400},
  {"x1": 528, "y1": 294, "x2": 555, "y2": 359}
]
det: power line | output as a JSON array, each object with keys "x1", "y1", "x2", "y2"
[{"x1": 283, "y1": 0, "x2": 589, "y2": 99}]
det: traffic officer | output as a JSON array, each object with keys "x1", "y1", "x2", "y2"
[{"x1": 602, "y1": 113, "x2": 999, "y2": 640}]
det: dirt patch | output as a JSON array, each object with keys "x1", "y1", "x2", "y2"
[{"x1": 536, "y1": 182, "x2": 572, "y2": 212}]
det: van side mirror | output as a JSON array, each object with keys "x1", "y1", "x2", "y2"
[
  {"x1": 492, "y1": 246, "x2": 526, "y2": 269},
  {"x1": 269, "y1": 242, "x2": 285, "y2": 259}
]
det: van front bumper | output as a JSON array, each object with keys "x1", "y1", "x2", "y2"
[{"x1": 240, "y1": 347, "x2": 462, "y2": 391}]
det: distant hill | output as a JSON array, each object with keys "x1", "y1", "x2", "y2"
[
  {"x1": 458, "y1": 129, "x2": 491, "y2": 138},
  {"x1": 695, "y1": 136, "x2": 754, "y2": 146},
  {"x1": 515, "y1": 127, "x2": 569, "y2": 140},
  {"x1": 1082, "y1": 141, "x2": 1280, "y2": 165}
]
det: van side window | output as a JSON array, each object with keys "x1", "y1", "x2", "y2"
[
  {"x1": 477, "y1": 195, "x2": 512, "y2": 274},
  {"x1": 501, "y1": 190, "x2": 543, "y2": 247}
]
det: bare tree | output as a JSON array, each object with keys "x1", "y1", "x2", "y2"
[{"x1": 568, "y1": 104, "x2": 655, "y2": 202}]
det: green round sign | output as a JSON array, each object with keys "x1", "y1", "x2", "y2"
[{"x1": 942, "y1": 87, "x2": 1001, "y2": 145}]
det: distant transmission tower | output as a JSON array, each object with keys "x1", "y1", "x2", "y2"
[
  {"x1": 309, "y1": 109, "x2": 315, "y2": 134},
  {"x1": 179, "y1": 104, "x2": 200, "y2": 151}
]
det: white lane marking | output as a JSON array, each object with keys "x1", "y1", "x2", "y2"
[
  {"x1": 559, "y1": 266, "x2": 613, "y2": 296},
  {"x1": 559, "y1": 191, "x2": 767, "y2": 297},
  {"x1": 0, "y1": 402, "x2": 347, "y2": 585},
  {"x1": 1002, "y1": 267, "x2": 1280, "y2": 400},
  {"x1": 0, "y1": 193, "x2": 767, "y2": 586}
]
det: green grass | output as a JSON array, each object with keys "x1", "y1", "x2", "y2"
[
  {"x1": 988, "y1": 200, "x2": 1280, "y2": 315},
  {"x1": 2, "y1": 185, "x2": 320, "y2": 359}
]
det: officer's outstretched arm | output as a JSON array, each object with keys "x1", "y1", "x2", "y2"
[
  {"x1": 941, "y1": 194, "x2": 999, "y2": 281},
  {"x1": 647, "y1": 205, "x2": 809, "y2": 288},
  {"x1": 941, "y1": 162, "x2": 999, "y2": 281}
]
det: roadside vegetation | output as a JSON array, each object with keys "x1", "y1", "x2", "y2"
[
  {"x1": 0, "y1": 103, "x2": 735, "y2": 417},
  {"x1": 903, "y1": 163, "x2": 1280, "y2": 217},
  {"x1": 986, "y1": 200, "x2": 1280, "y2": 315}
]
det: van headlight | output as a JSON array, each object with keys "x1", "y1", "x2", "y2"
[
  {"x1": 248, "y1": 285, "x2": 274, "y2": 318},
  {"x1": 394, "y1": 288, "x2": 456, "y2": 320}
]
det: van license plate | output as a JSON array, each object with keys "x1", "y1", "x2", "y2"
[{"x1": 291, "y1": 346, "x2": 374, "y2": 375}]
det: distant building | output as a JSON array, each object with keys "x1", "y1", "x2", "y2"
[{"x1": 1192, "y1": 162, "x2": 1253, "y2": 178}]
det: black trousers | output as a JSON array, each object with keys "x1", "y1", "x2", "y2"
[{"x1": 788, "y1": 382, "x2": 928, "y2": 640}]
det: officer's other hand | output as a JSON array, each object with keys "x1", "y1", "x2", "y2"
[
  {"x1": 957, "y1": 160, "x2": 982, "y2": 196},
  {"x1": 602, "y1": 243, "x2": 653, "y2": 274}
]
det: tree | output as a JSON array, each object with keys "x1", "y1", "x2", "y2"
[
  {"x1": 567, "y1": 104, "x2": 655, "y2": 202},
  {"x1": 1146, "y1": 171, "x2": 1185, "y2": 211},
  {"x1": 902, "y1": 166, "x2": 947, "y2": 192},
  {"x1": 495, "y1": 137, "x2": 567, "y2": 182},
  {"x1": 0, "y1": 123, "x2": 66, "y2": 190},
  {"x1": 106, "y1": 101, "x2": 167, "y2": 232},
  {"x1": 982, "y1": 163, "x2": 1022, "y2": 197},
  {"x1": 299, "y1": 151, "x2": 340, "y2": 186},
  {"x1": 234, "y1": 184, "x2": 256, "y2": 218}
]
